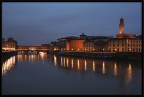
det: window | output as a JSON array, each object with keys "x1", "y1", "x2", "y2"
[{"x1": 122, "y1": 48, "x2": 124, "y2": 52}]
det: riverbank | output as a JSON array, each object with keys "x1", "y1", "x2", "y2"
[
  {"x1": 57, "y1": 51, "x2": 142, "y2": 61},
  {"x1": 2, "y1": 51, "x2": 17, "y2": 63}
]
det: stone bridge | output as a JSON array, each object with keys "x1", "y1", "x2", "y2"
[{"x1": 17, "y1": 46, "x2": 49, "y2": 54}]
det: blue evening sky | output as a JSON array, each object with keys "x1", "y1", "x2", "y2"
[{"x1": 2, "y1": 2, "x2": 141, "y2": 46}]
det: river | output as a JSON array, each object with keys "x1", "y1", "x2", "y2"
[{"x1": 2, "y1": 54, "x2": 142, "y2": 95}]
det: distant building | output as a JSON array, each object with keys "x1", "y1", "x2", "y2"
[
  {"x1": 108, "y1": 17, "x2": 142, "y2": 52},
  {"x1": 2, "y1": 37, "x2": 17, "y2": 51},
  {"x1": 49, "y1": 17, "x2": 141, "y2": 53}
]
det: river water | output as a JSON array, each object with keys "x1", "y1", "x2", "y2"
[{"x1": 2, "y1": 54, "x2": 142, "y2": 95}]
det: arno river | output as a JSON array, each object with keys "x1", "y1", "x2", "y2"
[{"x1": 2, "y1": 54, "x2": 142, "y2": 95}]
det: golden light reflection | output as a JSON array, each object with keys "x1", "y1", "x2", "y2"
[
  {"x1": 77, "y1": 59, "x2": 80, "y2": 70},
  {"x1": 66, "y1": 58, "x2": 69, "y2": 67},
  {"x1": 126, "y1": 64, "x2": 132, "y2": 83},
  {"x1": 64, "y1": 57, "x2": 65, "y2": 67},
  {"x1": 71, "y1": 59, "x2": 73, "y2": 68},
  {"x1": 17, "y1": 55, "x2": 23, "y2": 62},
  {"x1": 102, "y1": 61, "x2": 106, "y2": 74},
  {"x1": 54, "y1": 55, "x2": 57, "y2": 66},
  {"x1": 24, "y1": 55, "x2": 27, "y2": 62},
  {"x1": 93, "y1": 60, "x2": 95, "y2": 72},
  {"x1": 114, "y1": 62, "x2": 117, "y2": 76},
  {"x1": 61, "y1": 57, "x2": 63, "y2": 66},
  {"x1": 2, "y1": 56, "x2": 16, "y2": 76},
  {"x1": 39, "y1": 52, "x2": 44, "y2": 60},
  {"x1": 30, "y1": 55, "x2": 35, "y2": 63},
  {"x1": 84, "y1": 60, "x2": 87, "y2": 71}
]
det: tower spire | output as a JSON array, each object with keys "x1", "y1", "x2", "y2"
[{"x1": 119, "y1": 17, "x2": 124, "y2": 34}]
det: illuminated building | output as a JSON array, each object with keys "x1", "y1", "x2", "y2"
[
  {"x1": 66, "y1": 38, "x2": 85, "y2": 51},
  {"x1": 83, "y1": 40, "x2": 95, "y2": 51},
  {"x1": 2, "y1": 37, "x2": 17, "y2": 51},
  {"x1": 108, "y1": 17, "x2": 142, "y2": 52},
  {"x1": 108, "y1": 38, "x2": 141, "y2": 52},
  {"x1": 94, "y1": 38, "x2": 109, "y2": 52}
]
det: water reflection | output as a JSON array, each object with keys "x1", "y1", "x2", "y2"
[
  {"x1": 2, "y1": 56, "x2": 16, "y2": 76},
  {"x1": 2, "y1": 54, "x2": 140, "y2": 88},
  {"x1": 53, "y1": 55, "x2": 138, "y2": 85},
  {"x1": 71, "y1": 59, "x2": 73, "y2": 68},
  {"x1": 126, "y1": 64, "x2": 132, "y2": 84},
  {"x1": 54, "y1": 55, "x2": 57, "y2": 66},
  {"x1": 17, "y1": 54, "x2": 48, "y2": 63},
  {"x1": 93, "y1": 60, "x2": 95, "y2": 72},
  {"x1": 84, "y1": 60, "x2": 87, "y2": 71},
  {"x1": 102, "y1": 61, "x2": 106, "y2": 74},
  {"x1": 114, "y1": 62, "x2": 117, "y2": 77}
]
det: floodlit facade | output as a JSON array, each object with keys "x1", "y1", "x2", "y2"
[
  {"x1": 108, "y1": 38, "x2": 142, "y2": 52},
  {"x1": 66, "y1": 39, "x2": 85, "y2": 51},
  {"x1": 83, "y1": 40, "x2": 95, "y2": 51}
]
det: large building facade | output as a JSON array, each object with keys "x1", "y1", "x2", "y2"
[
  {"x1": 83, "y1": 40, "x2": 95, "y2": 51},
  {"x1": 108, "y1": 38, "x2": 142, "y2": 52}
]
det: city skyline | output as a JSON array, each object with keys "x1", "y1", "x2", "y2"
[{"x1": 2, "y1": 2, "x2": 142, "y2": 46}]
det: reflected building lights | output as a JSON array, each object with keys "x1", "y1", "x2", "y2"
[
  {"x1": 71, "y1": 59, "x2": 73, "y2": 68},
  {"x1": 40, "y1": 53, "x2": 44, "y2": 60},
  {"x1": 17, "y1": 55, "x2": 23, "y2": 62},
  {"x1": 61, "y1": 57, "x2": 63, "y2": 66},
  {"x1": 31, "y1": 55, "x2": 34, "y2": 63},
  {"x1": 102, "y1": 61, "x2": 106, "y2": 74},
  {"x1": 64, "y1": 57, "x2": 65, "y2": 67},
  {"x1": 77, "y1": 59, "x2": 80, "y2": 70},
  {"x1": 84, "y1": 60, "x2": 87, "y2": 71},
  {"x1": 2, "y1": 56, "x2": 16, "y2": 76},
  {"x1": 54, "y1": 55, "x2": 57, "y2": 66},
  {"x1": 114, "y1": 62, "x2": 118, "y2": 76},
  {"x1": 93, "y1": 60, "x2": 95, "y2": 72},
  {"x1": 127, "y1": 64, "x2": 132, "y2": 83},
  {"x1": 66, "y1": 58, "x2": 69, "y2": 67}
]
